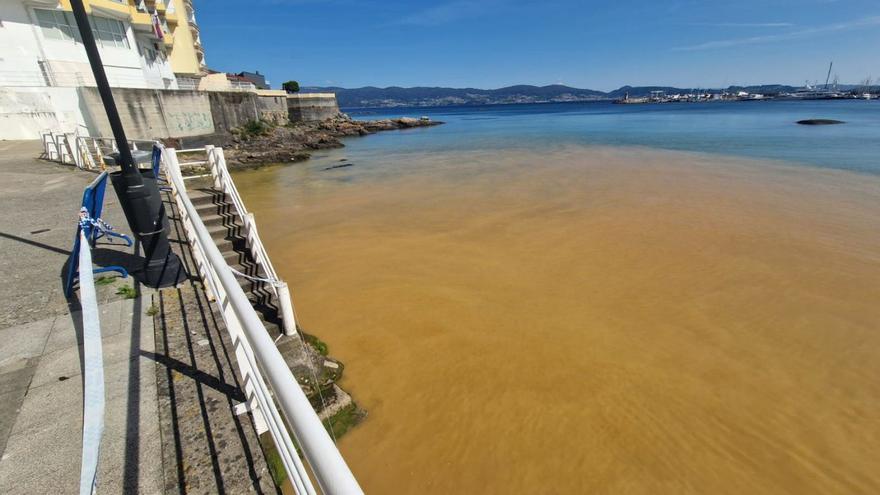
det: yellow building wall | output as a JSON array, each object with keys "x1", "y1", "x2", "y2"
[{"x1": 167, "y1": 0, "x2": 204, "y2": 76}]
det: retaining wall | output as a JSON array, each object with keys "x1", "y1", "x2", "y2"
[
  {"x1": 287, "y1": 93, "x2": 339, "y2": 122},
  {"x1": 1, "y1": 86, "x2": 338, "y2": 141},
  {"x1": 80, "y1": 87, "x2": 214, "y2": 138},
  {"x1": 255, "y1": 90, "x2": 289, "y2": 125}
]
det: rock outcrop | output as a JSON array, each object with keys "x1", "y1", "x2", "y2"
[{"x1": 224, "y1": 113, "x2": 443, "y2": 167}]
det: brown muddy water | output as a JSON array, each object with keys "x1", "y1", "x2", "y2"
[{"x1": 234, "y1": 146, "x2": 880, "y2": 494}]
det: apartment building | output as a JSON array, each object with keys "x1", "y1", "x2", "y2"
[{"x1": 0, "y1": 0, "x2": 206, "y2": 90}]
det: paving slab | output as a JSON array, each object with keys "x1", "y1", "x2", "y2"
[
  {"x1": 43, "y1": 298, "x2": 131, "y2": 355},
  {"x1": 0, "y1": 318, "x2": 54, "y2": 368},
  {"x1": 0, "y1": 141, "x2": 133, "y2": 330}
]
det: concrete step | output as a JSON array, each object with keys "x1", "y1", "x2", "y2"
[
  {"x1": 188, "y1": 189, "x2": 226, "y2": 207},
  {"x1": 195, "y1": 201, "x2": 234, "y2": 218},
  {"x1": 201, "y1": 213, "x2": 239, "y2": 228},
  {"x1": 223, "y1": 249, "x2": 253, "y2": 265},
  {"x1": 208, "y1": 223, "x2": 244, "y2": 241},
  {"x1": 212, "y1": 235, "x2": 246, "y2": 254}
]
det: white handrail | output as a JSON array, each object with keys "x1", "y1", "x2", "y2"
[
  {"x1": 162, "y1": 148, "x2": 363, "y2": 495},
  {"x1": 206, "y1": 146, "x2": 298, "y2": 335}
]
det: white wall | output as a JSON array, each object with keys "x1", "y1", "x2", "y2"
[
  {"x1": 0, "y1": 86, "x2": 84, "y2": 139},
  {"x1": 0, "y1": 1, "x2": 177, "y2": 89},
  {"x1": 135, "y1": 33, "x2": 177, "y2": 89},
  {"x1": 0, "y1": 0, "x2": 47, "y2": 86}
]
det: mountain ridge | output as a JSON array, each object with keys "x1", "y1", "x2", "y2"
[{"x1": 302, "y1": 84, "x2": 808, "y2": 108}]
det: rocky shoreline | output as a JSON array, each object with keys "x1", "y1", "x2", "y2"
[{"x1": 224, "y1": 113, "x2": 443, "y2": 167}]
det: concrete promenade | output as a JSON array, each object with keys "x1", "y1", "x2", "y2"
[{"x1": 0, "y1": 141, "x2": 275, "y2": 494}]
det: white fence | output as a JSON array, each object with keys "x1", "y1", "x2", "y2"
[
  {"x1": 41, "y1": 128, "x2": 158, "y2": 171},
  {"x1": 162, "y1": 147, "x2": 363, "y2": 494}
]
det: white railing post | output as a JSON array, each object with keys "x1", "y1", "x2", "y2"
[
  {"x1": 45, "y1": 132, "x2": 55, "y2": 160},
  {"x1": 276, "y1": 282, "x2": 297, "y2": 336},
  {"x1": 54, "y1": 132, "x2": 64, "y2": 162},
  {"x1": 244, "y1": 212, "x2": 257, "y2": 251},
  {"x1": 215, "y1": 147, "x2": 230, "y2": 192},
  {"x1": 206, "y1": 145, "x2": 221, "y2": 189}
]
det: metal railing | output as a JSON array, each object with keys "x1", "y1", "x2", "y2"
[
  {"x1": 176, "y1": 77, "x2": 199, "y2": 90},
  {"x1": 0, "y1": 69, "x2": 170, "y2": 89},
  {"x1": 161, "y1": 148, "x2": 363, "y2": 494},
  {"x1": 41, "y1": 128, "x2": 158, "y2": 171},
  {"x1": 203, "y1": 145, "x2": 298, "y2": 335}
]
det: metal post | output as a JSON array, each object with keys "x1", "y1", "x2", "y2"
[
  {"x1": 68, "y1": 0, "x2": 136, "y2": 175},
  {"x1": 69, "y1": 0, "x2": 185, "y2": 288},
  {"x1": 277, "y1": 282, "x2": 297, "y2": 336}
]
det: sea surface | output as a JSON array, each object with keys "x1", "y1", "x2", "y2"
[
  {"x1": 347, "y1": 99, "x2": 880, "y2": 174},
  {"x1": 234, "y1": 100, "x2": 880, "y2": 494}
]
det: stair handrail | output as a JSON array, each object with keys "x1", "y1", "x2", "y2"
[
  {"x1": 205, "y1": 145, "x2": 298, "y2": 335},
  {"x1": 162, "y1": 147, "x2": 363, "y2": 495}
]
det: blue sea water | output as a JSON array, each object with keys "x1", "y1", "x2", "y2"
[{"x1": 343, "y1": 100, "x2": 880, "y2": 174}]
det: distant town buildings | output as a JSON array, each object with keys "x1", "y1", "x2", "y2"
[
  {"x1": 0, "y1": 0, "x2": 206, "y2": 90},
  {"x1": 237, "y1": 71, "x2": 269, "y2": 90}
]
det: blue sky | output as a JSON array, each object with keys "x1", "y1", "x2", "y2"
[{"x1": 197, "y1": 0, "x2": 880, "y2": 90}]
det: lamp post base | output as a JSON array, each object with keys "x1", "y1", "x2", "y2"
[{"x1": 110, "y1": 170, "x2": 186, "y2": 289}]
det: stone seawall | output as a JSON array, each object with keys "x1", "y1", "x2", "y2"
[{"x1": 287, "y1": 93, "x2": 340, "y2": 122}]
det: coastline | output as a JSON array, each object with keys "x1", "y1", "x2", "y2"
[{"x1": 220, "y1": 113, "x2": 443, "y2": 169}]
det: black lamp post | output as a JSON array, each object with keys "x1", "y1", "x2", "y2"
[{"x1": 69, "y1": 0, "x2": 185, "y2": 288}]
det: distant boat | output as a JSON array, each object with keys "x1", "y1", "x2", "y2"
[
  {"x1": 613, "y1": 92, "x2": 649, "y2": 104},
  {"x1": 783, "y1": 61, "x2": 847, "y2": 100},
  {"x1": 783, "y1": 87, "x2": 846, "y2": 100},
  {"x1": 863, "y1": 93, "x2": 873, "y2": 100}
]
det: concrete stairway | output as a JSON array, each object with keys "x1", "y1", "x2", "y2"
[
  {"x1": 187, "y1": 187, "x2": 285, "y2": 335},
  {"x1": 183, "y1": 186, "x2": 356, "y2": 425}
]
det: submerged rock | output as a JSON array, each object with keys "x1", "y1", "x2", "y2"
[{"x1": 797, "y1": 119, "x2": 845, "y2": 125}]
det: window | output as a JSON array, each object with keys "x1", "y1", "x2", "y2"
[
  {"x1": 34, "y1": 9, "x2": 130, "y2": 49},
  {"x1": 89, "y1": 15, "x2": 129, "y2": 49},
  {"x1": 141, "y1": 44, "x2": 158, "y2": 65},
  {"x1": 35, "y1": 8, "x2": 76, "y2": 42}
]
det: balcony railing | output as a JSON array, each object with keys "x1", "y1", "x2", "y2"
[{"x1": 1, "y1": 65, "x2": 174, "y2": 90}]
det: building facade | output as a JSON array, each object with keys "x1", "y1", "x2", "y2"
[
  {"x1": 167, "y1": 0, "x2": 206, "y2": 86},
  {"x1": 237, "y1": 71, "x2": 269, "y2": 90},
  {"x1": 0, "y1": 0, "x2": 205, "y2": 90}
]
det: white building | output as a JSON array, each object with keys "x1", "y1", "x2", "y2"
[
  {"x1": 0, "y1": 0, "x2": 207, "y2": 139},
  {"x1": 0, "y1": 0, "x2": 179, "y2": 90}
]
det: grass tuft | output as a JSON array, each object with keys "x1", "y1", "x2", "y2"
[
  {"x1": 303, "y1": 333, "x2": 328, "y2": 356},
  {"x1": 237, "y1": 119, "x2": 274, "y2": 139},
  {"x1": 146, "y1": 304, "x2": 159, "y2": 316},
  {"x1": 116, "y1": 286, "x2": 137, "y2": 299},
  {"x1": 95, "y1": 276, "x2": 117, "y2": 286}
]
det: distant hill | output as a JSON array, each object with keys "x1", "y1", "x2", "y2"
[
  {"x1": 302, "y1": 84, "x2": 837, "y2": 108},
  {"x1": 303, "y1": 85, "x2": 607, "y2": 108}
]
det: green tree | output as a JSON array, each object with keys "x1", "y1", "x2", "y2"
[{"x1": 282, "y1": 80, "x2": 300, "y2": 93}]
